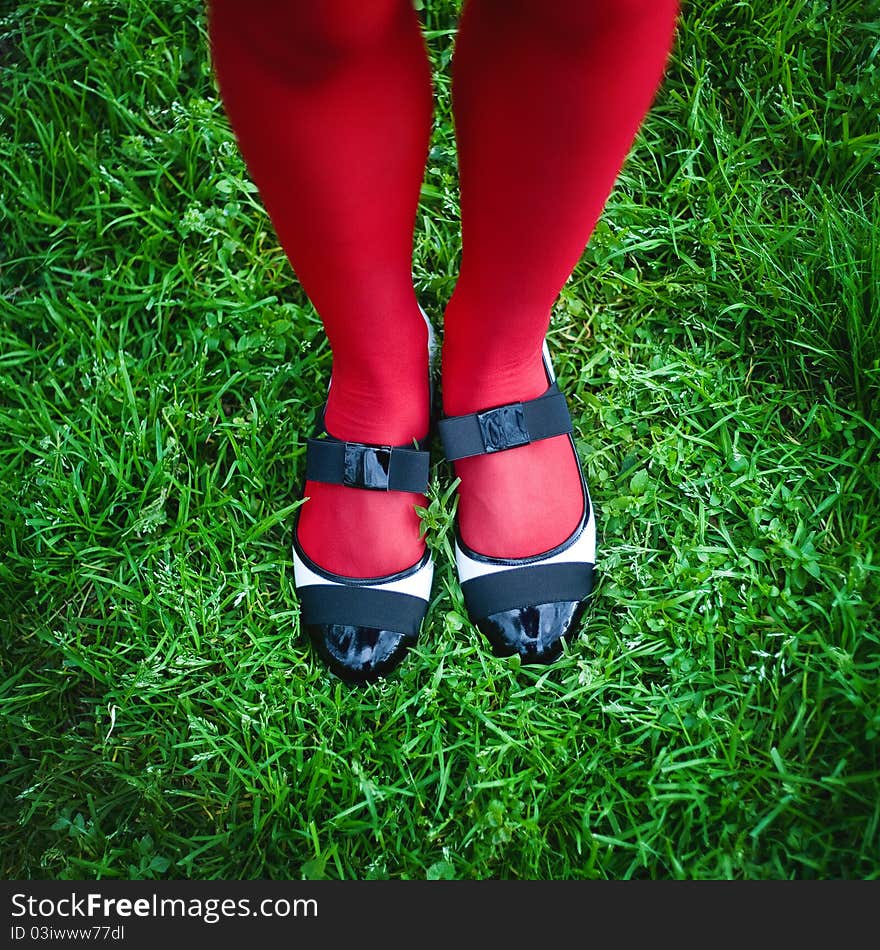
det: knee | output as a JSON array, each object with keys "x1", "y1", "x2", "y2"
[
  {"x1": 498, "y1": 0, "x2": 679, "y2": 51},
  {"x1": 211, "y1": 0, "x2": 410, "y2": 60},
  {"x1": 296, "y1": 0, "x2": 410, "y2": 55}
]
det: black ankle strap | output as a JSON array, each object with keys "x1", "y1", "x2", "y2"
[
  {"x1": 306, "y1": 437, "x2": 430, "y2": 493},
  {"x1": 438, "y1": 383, "x2": 573, "y2": 462}
]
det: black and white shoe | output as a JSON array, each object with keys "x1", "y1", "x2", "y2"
[
  {"x1": 292, "y1": 311, "x2": 437, "y2": 684},
  {"x1": 438, "y1": 342, "x2": 596, "y2": 664}
]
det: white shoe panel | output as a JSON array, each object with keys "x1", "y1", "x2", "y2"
[
  {"x1": 455, "y1": 499, "x2": 596, "y2": 583},
  {"x1": 293, "y1": 546, "x2": 434, "y2": 600}
]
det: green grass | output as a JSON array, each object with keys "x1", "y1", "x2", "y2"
[{"x1": 1, "y1": 0, "x2": 879, "y2": 880}]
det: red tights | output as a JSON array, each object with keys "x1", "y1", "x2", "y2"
[{"x1": 208, "y1": 0, "x2": 679, "y2": 576}]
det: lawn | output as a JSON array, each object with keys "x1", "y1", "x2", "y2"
[{"x1": 1, "y1": 0, "x2": 878, "y2": 880}]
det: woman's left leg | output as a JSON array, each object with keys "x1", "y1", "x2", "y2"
[
  {"x1": 440, "y1": 0, "x2": 680, "y2": 659},
  {"x1": 444, "y1": 0, "x2": 681, "y2": 559}
]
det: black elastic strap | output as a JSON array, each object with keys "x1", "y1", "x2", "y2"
[
  {"x1": 461, "y1": 562, "x2": 593, "y2": 620},
  {"x1": 298, "y1": 586, "x2": 426, "y2": 636},
  {"x1": 306, "y1": 438, "x2": 430, "y2": 493},
  {"x1": 438, "y1": 383, "x2": 573, "y2": 462}
]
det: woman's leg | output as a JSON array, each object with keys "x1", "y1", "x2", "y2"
[
  {"x1": 443, "y1": 0, "x2": 680, "y2": 557},
  {"x1": 208, "y1": 0, "x2": 434, "y2": 577}
]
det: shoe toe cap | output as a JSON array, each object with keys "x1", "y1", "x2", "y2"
[
  {"x1": 476, "y1": 599, "x2": 587, "y2": 664},
  {"x1": 306, "y1": 623, "x2": 414, "y2": 684}
]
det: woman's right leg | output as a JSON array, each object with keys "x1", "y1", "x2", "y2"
[{"x1": 207, "y1": 0, "x2": 434, "y2": 578}]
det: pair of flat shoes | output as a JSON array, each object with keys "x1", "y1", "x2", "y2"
[{"x1": 292, "y1": 337, "x2": 596, "y2": 683}]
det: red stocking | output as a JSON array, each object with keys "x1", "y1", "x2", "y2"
[
  {"x1": 442, "y1": 0, "x2": 680, "y2": 557},
  {"x1": 208, "y1": 0, "x2": 434, "y2": 576}
]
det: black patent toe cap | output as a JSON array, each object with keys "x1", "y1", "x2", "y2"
[
  {"x1": 476, "y1": 599, "x2": 588, "y2": 664},
  {"x1": 306, "y1": 623, "x2": 416, "y2": 684}
]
